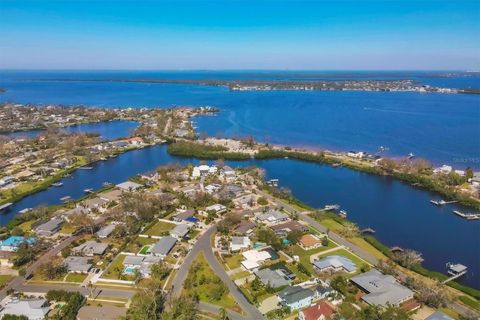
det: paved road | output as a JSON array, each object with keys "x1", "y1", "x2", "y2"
[
  {"x1": 17, "y1": 283, "x2": 135, "y2": 299},
  {"x1": 171, "y1": 226, "x2": 264, "y2": 320}
]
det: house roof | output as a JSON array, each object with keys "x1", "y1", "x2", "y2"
[
  {"x1": 350, "y1": 269, "x2": 414, "y2": 306},
  {"x1": 150, "y1": 236, "x2": 177, "y2": 256},
  {"x1": 170, "y1": 224, "x2": 190, "y2": 238},
  {"x1": 255, "y1": 268, "x2": 291, "y2": 288},
  {"x1": 234, "y1": 220, "x2": 256, "y2": 234},
  {"x1": 256, "y1": 210, "x2": 289, "y2": 222},
  {"x1": 116, "y1": 181, "x2": 143, "y2": 191},
  {"x1": 96, "y1": 224, "x2": 116, "y2": 238},
  {"x1": 123, "y1": 255, "x2": 145, "y2": 266},
  {"x1": 72, "y1": 240, "x2": 108, "y2": 256},
  {"x1": 300, "y1": 301, "x2": 335, "y2": 320},
  {"x1": 0, "y1": 298, "x2": 49, "y2": 320},
  {"x1": 299, "y1": 234, "x2": 321, "y2": 247},
  {"x1": 65, "y1": 256, "x2": 92, "y2": 272},
  {"x1": 270, "y1": 220, "x2": 307, "y2": 233},
  {"x1": 175, "y1": 209, "x2": 195, "y2": 220},
  {"x1": 425, "y1": 311, "x2": 454, "y2": 320},
  {"x1": 313, "y1": 255, "x2": 357, "y2": 273},
  {"x1": 35, "y1": 217, "x2": 63, "y2": 233},
  {"x1": 278, "y1": 285, "x2": 314, "y2": 305}
]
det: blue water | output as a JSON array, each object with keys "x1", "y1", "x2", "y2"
[
  {"x1": 2, "y1": 144, "x2": 479, "y2": 289},
  {"x1": 0, "y1": 120, "x2": 139, "y2": 140},
  {"x1": 0, "y1": 71, "x2": 479, "y2": 288},
  {"x1": 1, "y1": 71, "x2": 479, "y2": 168}
]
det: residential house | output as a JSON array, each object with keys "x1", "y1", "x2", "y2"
[
  {"x1": 173, "y1": 209, "x2": 196, "y2": 222},
  {"x1": 205, "y1": 203, "x2": 227, "y2": 215},
  {"x1": 150, "y1": 236, "x2": 177, "y2": 258},
  {"x1": 256, "y1": 210, "x2": 289, "y2": 225},
  {"x1": 0, "y1": 298, "x2": 50, "y2": 320},
  {"x1": 96, "y1": 224, "x2": 117, "y2": 239},
  {"x1": 298, "y1": 301, "x2": 335, "y2": 320},
  {"x1": 170, "y1": 224, "x2": 190, "y2": 240},
  {"x1": 271, "y1": 221, "x2": 308, "y2": 238},
  {"x1": 221, "y1": 166, "x2": 236, "y2": 182},
  {"x1": 65, "y1": 256, "x2": 92, "y2": 273},
  {"x1": 72, "y1": 240, "x2": 108, "y2": 256},
  {"x1": 123, "y1": 255, "x2": 162, "y2": 277},
  {"x1": 278, "y1": 286, "x2": 315, "y2": 310},
  {"x1": 299, "y1": 234, "x2": 322, "y2": 250},
  {"x1": 219, "y1": 185, "x2": 244, "y2": 199},
  {"x1": 313, "y1": 255, "x2": 357, "y2": 273},
  {"x1": 234, "y1": 220, "x2": 256, "y2": 235},
  {"x1": 349, "y1": 269, "x2": 414, "y2": 307},
  {"x1": 230, "y1": 236, "x2": 251, "y2": 252},
  {"x1": 255, "y1": 268, "x2": 292, "y2": 288},
  {"x1": 116, "y1": 181, "x2": 143, "y2": 191},
  {"x1": 0, "y1": 236, "x2": 36, "y2": 252},
  {"x1": 241, "y1": 249, "x2": 272, "y2": 270},
  {"x1": 35, "y1": 217, "x2": 63, "y2": 237}
]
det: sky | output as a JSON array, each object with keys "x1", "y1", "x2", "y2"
[{"x1": 0, "y1": 0, "x2": 479, "y2": 70}]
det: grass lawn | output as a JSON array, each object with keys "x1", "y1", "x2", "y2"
[
  {"x1": 289, "y1": 242, "x2": 338, "y2": 274},
  {"x1": 185, "y1": 253, "x2": 242, "y2": 313},
  {"x1": 144, "y1": 220, "x2": 176, "y2": 236},
  {"x1": 223, "y1": 254, "x2": 243, "y2": 270},
  {"x1": 125, "y1": 237, "x2": 158, "y2": 253},
  {"x1": 188, "y1": 228, "x2": 200, "y2": 239},
  {"x1": 65, "y1": 273, "x2": 88, "y2": 283},
  {"x1": 231, "y1": 270, "x2": 251, "y2": 280},
  {"x1": 318, "y1": 218, "x2": 344, "y2": 232},
  {"x1": 349, "y1": 237, "x2": 388, "y2": 260},
  {"x1": 60, "y1": 222, "x2": 77, "y2": 234},
  {"x1": 18, "y1": 220, "x2": 35, "y2": 233},
  {"x1": 102, "y1": 254, "x2": 127, "y2": 279},
  {"x1": 459, "y1": 296, "x2": 480, "y2": 311},
  {"x1": 139, "y1": 245, "x2": 151, "y2": 255},
  {"x1": 0, "y1": 275, "x2": 13, "y2": 286}
]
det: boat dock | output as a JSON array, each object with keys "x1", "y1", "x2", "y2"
[
  {"x1": 443, "y1": 263, "x2": 468, "y2": 284},
  {"x1": 79, "y1": 166, "x2": 93, "y2": 170},
  {"x1": 453, "y1": 210, "x2": 480, "y2": 220},
  {"x1": 361, "y1": 227, "x2": 376, "y2": 234},
  {"x1": 324, "y1": 204, "x2": 340, "y2": 211},
  {"x1": 60, "y1": 196, "x2": 72, "y2": 202},
  {"x1": 266, "y1": 179, "x2": 279, "y2": 187},
  {"x1": 0, "y1": 203, "x2": 13, "y2": 214},
  {"x1": 430, "y1": 199, "x2": 458, "y2": 206},
  {"x1": 84, "y1": 188, "x2": 94, "y2": 193}
]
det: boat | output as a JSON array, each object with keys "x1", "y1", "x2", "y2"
[
  {"x1": 60, "y1": 196, "x2": 72, "y2": 202},
  {"x1": 84, "y1": 188, "x2": 94, "y2": 193},
  {"x1": 103, "y1": 182, "x2": 113, "y2": 187},
  {"x1": 78, "y1": 166, "x2": 93, "y2": 170},
  {"x1": 324, "y1": 204, "x2": 340, "y2": 211},
  {"x1": 408, "y1": 152, "x2": 415, "y2": 159},
  {"x1": 339, "y1": 210, "x2": 348, "y2": 218},
  {"x1": 18, "y1": 208, "x2": 32, "y2": 214},
  {"x1": 52, "y1": 182, "x2": 63, "y2": 187},
  {"x1": 332, "y1": 163, "x2": 342, "y2": 167}
]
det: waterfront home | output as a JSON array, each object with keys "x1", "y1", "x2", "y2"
[
  {"x1": 278, "y1": 285, "x2": 315, "y2": 310},
  {"x1": 349, "y1": 269, "x2": 414, "y2": 307},
  {"x1": 255, "y1": 209, "x2": 289, "y2": 225},
  {"x1": 65, "y1": 256, "x2": 92, "y2": 273},
  {"x1": 169, "y1": 224, "x2": 190, "y2": 240},
  {"x1": 299, "y1": 234, "x2": 322, "y2": 250},
  {"x1": 230, "y1": 236, "x2": 251, "y2": 252},
  {"x1": 0, "y1": 175, "x2": 14, "y2": 187},
  {"x1": 254, "y1": 268, "x2": 292, "y2": 288},
  {"x1": 0, "y1": 236, "x2": 36, "y2": 252},
  {"x1": 471, "y1": 172, "x2": 480, "y2": 187},
  {"x1": 205, "y1": 203, "x2": 227, "y2": 215},
  {"x1": 96, "y1": 223, "x2": 116, "y2": 238},
  {"x1": 313, "y1": 255, "x2": 357, "y2": 273},
  {"x1": 434, "y1": 165, "x2": 453, "y2": 174},
  {"x1": 79, "y1": 197, "x2": 109, "y2": 212},
  {"x1": 234, "y1": 220, "x2": 256, "y2": 235},
  {"x1": 271, "y1": 221, "x2": 308, "y2": 238},
  {"x1": 99, "y1": 189, "x2": 123, "y2": 202},
  {"x1": 298, "y1": 301, "x2": 336, "y2": 320},
  {"x1": 221, "y1": 166, "x2": 236, "y2": 182},
  {"x1": 116, "y1": 181, "x2": 143, "y2": 191},
  {"x1": 123, "y1": 255, "x2": 162, "y2": 277},
  {"x1": 72, "y1": 240, "x2": 108, "y2": 256},
  {"x1": 0, "y1": 298, "x2": 50, "y2": 320},
  {"x1": 34, "y1": 217, "x2": 63, "y2": 237},
  {"x1": 347, "y1": 151, "x2": 366, "y2": 159},
  {"x1": 150, "y1": 236, "x2": 177, "y2": 258}
]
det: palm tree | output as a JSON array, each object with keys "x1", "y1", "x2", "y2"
[{"x1": 218, "y1": 307, "x2": 229, "y2": 320}]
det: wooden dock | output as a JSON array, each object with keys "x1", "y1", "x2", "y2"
[{"x1": 453, "y1": 210, "x2": 480, "y2": 220}]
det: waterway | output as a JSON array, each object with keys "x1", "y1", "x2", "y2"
[
  {"x1": 0, "y1": 120, "x2": 139, "y2": 141},
  {"x1": 2, "y1": 144, "x2": 479, "y2": 289}
]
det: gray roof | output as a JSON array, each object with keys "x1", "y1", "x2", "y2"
[
  {"x1": 256, "y1": 210, "x2": 289, "y2": 222},
  {"x1": 170, "y1": 224, "x2": 189, "y2": 238},
  {"x1": 0, "y1": 298, "x2": 49, "y2": 320},
  {"x1": 35, "y1": 217, "x2": 63, "y2": 234},
  {"x1": 254, "y1": 268, "x2": 291, "y2": 288},
  {"x1": 96, "y1": 224, "x2": 116, "y2": 238},
  {"x1": 65, "y1": 256, "x2": 92, "y2": 273},
  {"x1": 350, "y1": 269, "x2": 414, "y2": 306},
  {"x1": 279, "y1": 286, "x2": 314, "y2": 305},
  {"x1": 123, "y1": 255, "x2": 145, "y2": 266},
  {"x1": 313, "y1": 255, "x2": 357, "y2": 273},
  {"x1": 174, "y1": 209, "x2": 195, "y2": 220},
  {"x1": 234, "y1": 220, "x2": 256, "y2": 234},
  {"x1": 426, "y1": 311, "x2": 454, "y2": 320},
  {"x1": 81, "y1": 197, "x2": 109, "y2": 209},
  {"x1": 72, "y1": 240, "x2": 108, "y2": 256},
  {"x1": 231, "y1": 236, "x2": 248, "y2": 245},
  {"x1": 116, "y1": 181, "x2": 143, "y2": 191},
  {"x1": 150, "y1": 236, "x2": 177, "y2": 256}
]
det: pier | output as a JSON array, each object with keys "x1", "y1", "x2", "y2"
[
  {"x1": 0, "y1": 203, "x2": 13, "y2": 214},
  {"x1": 453, "y1": 210, "x2": 480, "y2": 220},
  {"x1": 390, "y1": 246, "x2": 404, "y2": 253},
  {"x1": 361, "y1": 227, "x2": 376, "y2": 234},
  {"x1": 430, "y1": 199, "x2": 458, "y2": 206},
  {"x1": 443, "y1": 263, "x2": 468, "y2": 284}
]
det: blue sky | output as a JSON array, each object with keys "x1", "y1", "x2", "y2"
[{"x1": 0, "y1": 0, "x2": 479, "y2": 70}]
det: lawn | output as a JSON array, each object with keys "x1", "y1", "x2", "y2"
[
  {"x1": 0, "y1": 275, "x2": 13, "y2": 286},
  {"x1": 60, "y1": 223, "x2": 77, "y2": 234},
  {"x1": 125, "y1": 237, "x2": 158, "y2": 253},
  {"x1": 185, "y1": 253, "x2": 242, "y2": 313},
  {"x1": 231, "y1": 270, "x2": 251, "y2": 280},
  {"x1": 65, "y1": 273, "x2": 88, "y2": 283},
  {"x1": 139, "y1": 245, "x2": 151, "y2": 255},
  {"x1": 102, "y1": 254, "x2": 127, "y2": 279},
  {"x1": 289, "y1": 242, "x2": 338, "y2": 274},
  {"x1": 144, "y1": 220, "x2": 176, "y2": 236},
  {"x1": 223, "y1": 254, "x2": 244, "y2": 270}
]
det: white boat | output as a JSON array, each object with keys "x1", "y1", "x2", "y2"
[
  {"x1": 324, "y1": 204, "x2": 340, "y2": 211},
  {"x1": 52, "y1": 182, "x2": 63, "y2": 187},
  {"x1": 339, "y1": 210, "x2": 348, "y2": 218}
]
